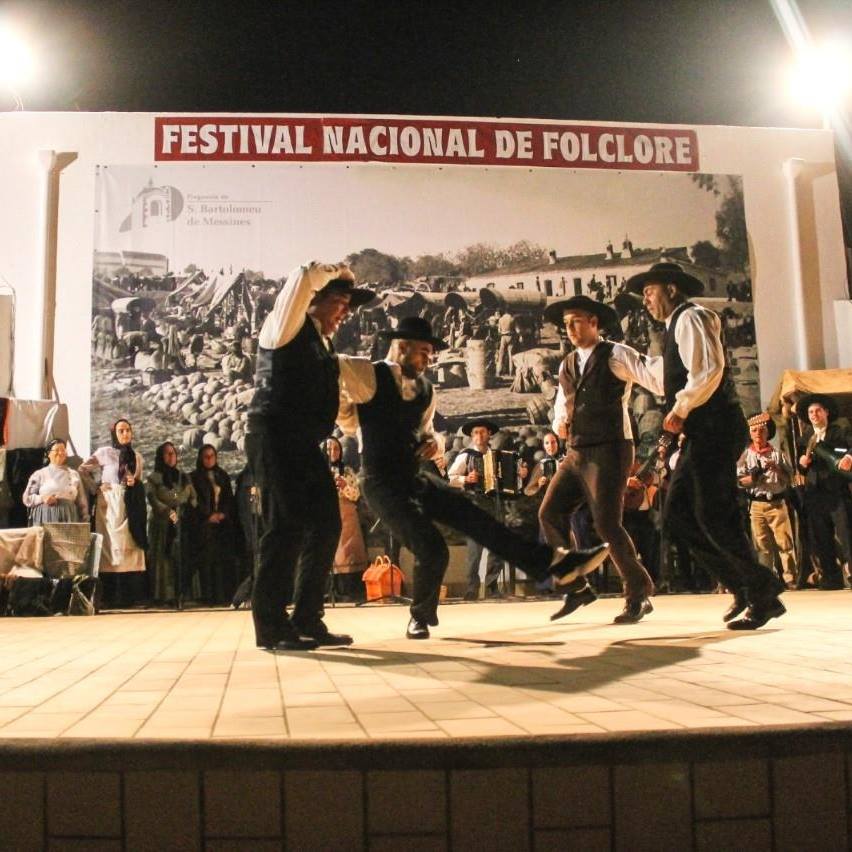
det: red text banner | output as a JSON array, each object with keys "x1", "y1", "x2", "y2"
[{"x1": 154, "y1": 116, "x2": 699, "y2": 171}]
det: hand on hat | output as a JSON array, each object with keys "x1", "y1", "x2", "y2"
[{"x1": 315, "y1": 262, "x2": 355, "y2": 281}]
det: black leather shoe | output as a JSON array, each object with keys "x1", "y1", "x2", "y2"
[
  {"x1": 550, "y1": 543, "x2": 610, "y2": 587},
  {"x1": 406, "y1": 618, "x2": 430, "y2": 639},
  {"x1": 723, "y1": 589, "x2": 749, "y2": 623},
  {"x1": 293, "y1": 620, "x2": 354, "y2": 647},
  {"x1": 463, "y1": 588, "x2": 479, "y2": 601},
  {"x1": 550, "y1": 585, "x2": 597, "y2": 621},
  {"x1": 613, "y1": 597, "x2": 653, "y2": 624},
  {"x1": 727, "y1": 597, "x2": 786, "y2": 630},
  {"x1": 256, "y1": 627, "x2": 319, "y2": 651}
]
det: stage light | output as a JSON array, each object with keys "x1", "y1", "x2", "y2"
[
  {"x1": 788, "y1": 40, "x2": 852, "y2": 124},
  {"x1": 0, "y1": 21, "x2": 34, "y2": 109}
]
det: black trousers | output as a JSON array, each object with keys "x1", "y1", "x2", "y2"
[
  {"x1": 539, "y1": 440, "x2": 654, "y2": 600},
  {"x1": 806, "y1": 493, "x2": 851, "y2": 583},
  {"x1": 664, "y1": 419, "x2": 781, "y2": 602},
  {"x1": 361, "y1": 470, "x2": 552, "y2": 624},
  {"x1": 246, "y1": 429, "x2": 341, "y2": 639}
]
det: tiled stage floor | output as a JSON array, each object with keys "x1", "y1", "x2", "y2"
[{"x1": 2, "y1": 591, "x2": 852, "y2": 741}]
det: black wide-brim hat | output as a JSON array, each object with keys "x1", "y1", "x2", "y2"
[
  {"x1": 379, "y1": 315, "x2": 448, "y2": 350},
  {"x1": 747, "y1": 412, "x2": 776, "y2": 440},
  {"x1": 317, "y1": 277, "x2": 377, "y2": 308},
  {"x1": 543, "y1": 295, "x2": 622, "y2": 338},
  {"x1": 625, "y1": 262, "x2": 704, "y2": 297},
  {"x1": 795, "y1": 392, "x2": 839, "y2": 424},
  {"x1": 461, "y1": 418, "x2": 500, "y2": 436}
]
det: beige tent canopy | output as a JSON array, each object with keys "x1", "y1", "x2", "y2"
[
  {"x1": 767, "y1": 368, "x2": 852, "y2": 421},
  {"x1": 767, "y1": 367, "x2": 852, "y2": 460}
]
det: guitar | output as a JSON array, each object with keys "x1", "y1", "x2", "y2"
[{"x1": 624, "y1": 432, "x2": 676, "y2": 511}]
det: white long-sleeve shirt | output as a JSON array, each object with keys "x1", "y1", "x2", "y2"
[
  {"x1": 336, "y1": 356, "x2": 445, "y2": 455},
  {"x1": 447, "y1": 446, "x2": 488, "y2": 488},
  {"x1": 552, "y1": 340, "x2": 663, "y2": 437},
  {"x1": 258, "y1": 261, "x2": 349, "y2": 350},
  {"x1": 661, "y1": 303, "x2": 726, "y2": 419}
]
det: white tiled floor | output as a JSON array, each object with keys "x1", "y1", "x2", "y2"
[{"x1": 1, "y1": 591, "x2": 851, "y2": 740}]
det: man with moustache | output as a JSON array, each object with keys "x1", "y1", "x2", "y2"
[
  {"x1": 626, "y1": 262, "x2": 785, "y2": 629},
  {"x1": 337, "y1": 316, "x2": 610, "y2": 639},
  {"x1": 539, "y1": 295, "x2": 660, "y2": 624},
  {"x1": 247, "y1": 261, "x2": 375, "y2": 651},
  {"x1": 736, "y1": 412, "x2": 797, "y2": 588}
]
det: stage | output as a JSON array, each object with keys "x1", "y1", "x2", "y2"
[{"x1": 2, "y1": 593, "x2": 851, "y2": 850}]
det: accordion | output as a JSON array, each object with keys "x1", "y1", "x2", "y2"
[
  {"x1": 483, "y1": 450, "x2": 521, "y2": 498},
  {"x1": 540, "y1": 457, "x2": 559, "y2": 481}
]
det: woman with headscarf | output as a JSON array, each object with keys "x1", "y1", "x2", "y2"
[
  {"x1": 146, "y1": 442, "x2": 197, "y2": 604},
  {"x1": 189, "y1": 444, "x2": 237, "y2": 605},
  {"x1": 323, "y1": 436, "x2": 369, "y2": 600},
  {"x1": 23, "y1": 439, "x2": 89, "y2": 525},
  {"x1": 80, "y1": 419, "x2": 148, "y2": 607}
]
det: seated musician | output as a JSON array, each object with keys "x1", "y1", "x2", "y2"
[{"x1": 448, "y1": 418, "x2": 506, "y2": 599}]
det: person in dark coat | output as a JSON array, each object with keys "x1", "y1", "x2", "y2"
[
  {"x1": 190, "y1": 444, "x2": 238, "y2": 605},
  {"x1": 796, "y1": 393, "x2": 852, "y2": 589}
]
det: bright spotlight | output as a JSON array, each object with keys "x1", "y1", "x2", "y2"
[
  {"x1": 0, "y1": 22, "x2": 34, "y2": 109},
  {"x1": 788, "y1": 41, "x2": 852, "y2": 117}
]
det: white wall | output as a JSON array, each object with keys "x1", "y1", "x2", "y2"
[{"x1": 0, "y1": 112, "x2": 847, "y2": 453}]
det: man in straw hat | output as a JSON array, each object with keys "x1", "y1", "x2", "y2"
[
  {"x1": 736, "y1": 412, "x2": 797, "y2": 588},
  {"x1": 247, "y1": 262, "x2": 376, "y2": 651},
  {"x1": 447, "y1": 417, "x2": 506, "y2": 600},
  {"x1": 540, "y1": 294, "x2": 661, "y2": 624},
  {"x1": 796, "y1": 392, "x2": 851, "y2": 589},
  {"x1": 337, "y1": 316, "x2": 610, "y2": 639},
  {"x1": 626, "y1": 262, "x2": 785, "y2": 629}
]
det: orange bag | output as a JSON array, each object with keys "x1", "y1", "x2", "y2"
[{"x1": 362, "y1": 554, "x2": 404, "y2": 602}]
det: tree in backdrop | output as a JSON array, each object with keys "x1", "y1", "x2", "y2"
[
  {"x1": 454, "y1": 239, "x2": 549, "y2": 276},
  {"x1": 690, "y1": 239, "x2": 721, "y2": 269},
  {"x1": 411, "y1": 253, "x2": 459, "y2": 278},
  {"x1": 690, "y1": 174, "x2": 748, "y2": 271},
  {"x1": 346, "y1": 248, "x2": 410, "y2": 285}
]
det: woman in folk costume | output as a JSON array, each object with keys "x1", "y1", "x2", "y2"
[
  {"x1": 146, "y1": 441, "x2": 197, "y2": 604},
  {"x1": 80, "y1": 419, "x2": 148, "y2": 607},
  {"x1": 23, "y1": 439, "x2": 89, "y2": 524},
  {"x1": 324, "y1": 436, "x2": 369, "y2": 600},
  {"x1": 189, "y1": 444, "x2": 238, "y2": 605}
]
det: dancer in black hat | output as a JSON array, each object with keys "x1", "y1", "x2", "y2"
[
  {"x1": 539, "y1": 295, "x2": 660, "y2": 624},
  {"x1": 247, "y1": 262, "x2": 376, "y2": 650},
  {"x1": 626, "y1": 262, "x2": 785, "y2": 629},
  {"x1": 337, "y1": 316, "x2": 610, "y2": 639}
]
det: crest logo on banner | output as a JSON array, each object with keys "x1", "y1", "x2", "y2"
[{"x1": 119, "y1": 179, "x2": 184, "y2": 232}]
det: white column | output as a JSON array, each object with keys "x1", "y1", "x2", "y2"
[
  {"x1": 36, "y1": 149, "x2": 58, "y2": 400},
  {"x1": 782, "y1": 157, "x2": 811, "y2": 370}
]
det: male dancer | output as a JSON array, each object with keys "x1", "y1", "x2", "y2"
[
  {"x1": 247, "y1": 261, "x2": 375, "y2": 650},
  {"x1": 539, "y1": 295, "x2": 660, "y2": 623},
  {"x1": 337, "y1": 316, "x2": 609, "y2": 638},
  {"x1": 627, "y1": 262, "x2": 785, "y2": 629}
]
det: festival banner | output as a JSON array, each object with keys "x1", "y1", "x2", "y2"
[{"x1": 155, "y1": 116, "x2": 699, "y2": 171}]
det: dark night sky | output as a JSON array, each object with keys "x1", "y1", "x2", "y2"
[{"x1": 3, "y1": 0, "x2": 852, "y2": 232}]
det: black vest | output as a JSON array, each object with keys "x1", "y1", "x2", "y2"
[
  {"x1": 559, "y1": 340, "x2": 627, "y2": 447},
  {"x1": 358, "y1": 362, "x2": 432, "y2": 484},
  {"x1": 248, "y1": 317, "x2": 339, "y2": 442},
  {"x1": 663, "y1": 301, "x2": 740, "y2": 434}
]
